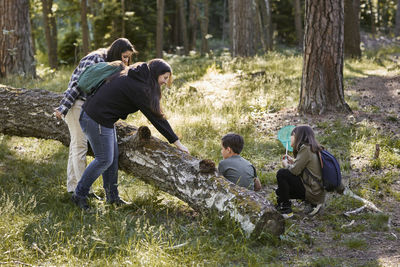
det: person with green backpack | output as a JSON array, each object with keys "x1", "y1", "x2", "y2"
[
  {"x1": 71, "y1": 58, "x2": 189, "y2": 210},
  {"x1": 54, "y1": 38, "x2": 136, "y2": 199}
]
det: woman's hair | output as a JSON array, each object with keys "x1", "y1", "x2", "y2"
[
  {"x1": 291, "y1": 125, "x2": 323, "y2": 157},
  {"x1": 147, "y1": 58, "x2": 173, "y2": 118},
  {"x1": 106, "y1": 38, "x2": 137, "y2": 64}
]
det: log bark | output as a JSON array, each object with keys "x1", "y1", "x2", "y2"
[{"x1": 0, "y1": 85, "x2": 284, "y2": 237}]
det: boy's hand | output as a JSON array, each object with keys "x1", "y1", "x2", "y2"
[{"x1": 254, "y1": 178, "x2": 262, "y2": 191}]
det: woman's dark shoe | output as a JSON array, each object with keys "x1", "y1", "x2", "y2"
[
  {"x1": 107, "y1": 198, "x2": 131, "y2": 206},
  {"x1": 88, "y1": 192, "x2": 102, "y2": 201},
  {"x1": 71, "y1": 194, "x2": 90, "y2": 210}
]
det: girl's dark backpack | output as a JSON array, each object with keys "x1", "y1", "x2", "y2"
[{"x1": 318, "y1": 150, "x2": 342, "y2": 191}]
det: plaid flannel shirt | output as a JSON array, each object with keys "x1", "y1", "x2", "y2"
[{"x1": 56, "y1": 48, "x2": 107, "y2": 116}]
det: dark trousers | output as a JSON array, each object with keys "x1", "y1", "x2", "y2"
[{"x1": 276, "y1": 168, "x2": 305, "y2": 205}]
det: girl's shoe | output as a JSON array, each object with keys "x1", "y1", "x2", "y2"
[
  {"x1": 276, "y1": 202, "x2": 293, "y2": 219},
  {"x1": 304, "y1": 203, "x2": 323, "y2": 216}
]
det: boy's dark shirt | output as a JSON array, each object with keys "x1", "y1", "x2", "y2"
[{"x1": 83, "y1": 63, "x2": 178, "y2": 144}]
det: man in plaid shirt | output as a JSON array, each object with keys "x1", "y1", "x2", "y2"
[{"x1": 55, "y1": 38, "x2": 135, "y2": 198}]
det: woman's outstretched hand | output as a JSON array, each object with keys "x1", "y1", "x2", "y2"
[
  {"x1": 54, "y1": 109, "x2": 63, "y2": 120},
  {"x1": 174, "y1": 140, "x2": 190, "y2": 154}
]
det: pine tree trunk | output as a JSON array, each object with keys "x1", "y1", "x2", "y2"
[
  {"x1": 188, "y1": 0, "x2": 198, "y2": 52},
  {"x1": 256, "y1": 0, "x2": 273, "y2": 51},
  {"x1": 0, "y1": 0, "x2": 36, "y2": 78},
  {"x1": 344, "y1": 0, "x2": 361, "y2": 58},
  {"x1": 178, "y1": 0, "x2": 189, "y2": 55},
  {"x1": 200, "y1": 0, "x2": 209, "y2": 56},
  {"x1": 299, "y1": 0, "x2": 351, "y2": 115},
  {"x1": 0, "y1": 85, "x2": 285, "y2": 237},
  {"x1": 395, "y1": 0, "x2": 400, "y2": 36},
  {"x1": 229, "y1": 0, "x2": 256, "y2": 57},
  {"x1": 156, "y1": 0, "x2": 165, "y2": 58},
  {"x1": 293, "y1": 0, "x2": 303, "y2": 48},
  {"x1": 81, "y1": 0, "x2": 90, "y2": 55},
  {"x1": 41, "y1": 0, "x2": 58, "y2": 69}
]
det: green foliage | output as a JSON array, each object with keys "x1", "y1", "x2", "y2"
[{"x1": 58, "y1": 31, "x2": 80, "y2": 65}]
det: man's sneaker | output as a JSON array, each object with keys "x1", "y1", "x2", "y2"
[
  {"x1": 88, "y1": 192, "x2": 103, "y2": 201},
  {"x1": 71, "y1": 194, "x2": 90, "y2": 210},
  {"x1": 107, "y1": 198, "x2": 131, "y2": 206},
  {"x1": 304, "y1": 203, "x2": 323, "y2": 216}
]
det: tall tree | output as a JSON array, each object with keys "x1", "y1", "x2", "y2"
[
  {"x1": 81, "y1": 0, "x2": 90, "y2": 55},
  {"x1": 228, "y1": 0, "x2": 256, "y2": 57},
  {"x1": 256, "y1": 0, "x2": 273, "y2": 51},
  {"x1": 188, "y1": 0, "x2": 199, "y2": 51},
  {"x1": 200, "y1": 0, "x2": 209, "y2": 55},
  {"x1": 344, "y1": 0, "x2": 361, "y2": 58},
  {"x1": 395, "y1": 0, "x2": 400, "y2": 36},
  {"x1": 41, "y1": 0, "x2": 58, "y2": 69},
  {"x1": 293, "y1": 0, "x2": 303, "y2": 48},
  {"x1": 178, "y1": 0, "x2": 189, "y2": 55},
  {"x1": 299, "y1": 0, "x2": 351, "y2": 114},
  {"x1": 121, "y1": 0, "x2": 125, "y2": 37},
  {"x1": 156, "y1": 0, "x2": 165, "y2": 58},
  {"x1": 0, "y1": 0, "x2": 36, "y2": 78}
]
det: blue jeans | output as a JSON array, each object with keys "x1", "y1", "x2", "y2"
[{"x1": 75, "y1": 111, "x2": 119, "y2": 201}]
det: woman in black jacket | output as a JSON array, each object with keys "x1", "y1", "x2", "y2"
[{"x1": 71, "y1": 59, "x2": 189, "y2": 210}]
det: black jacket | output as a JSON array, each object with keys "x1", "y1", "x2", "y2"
[{"x1": 83, "y1": 63, "x2": 178, "y2": 144}]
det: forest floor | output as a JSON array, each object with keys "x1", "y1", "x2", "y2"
[{"x1": 253, "y1": 73, "x2": 400, "y2": 265}]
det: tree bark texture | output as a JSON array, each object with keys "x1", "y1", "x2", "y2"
[
  {"x1": 41, "y1": 0, "x2": 58, "y2": 69},
  {"x1": 188, "y1": 0, "x2": 198, "y2": 52},
  {"x1": 178, "y1": 0, "x2": 189, "y2": 55},
  {"x1": 228, "y1": 0, "x2": 256, "y2": 57},
  {"x1": 344, "y1": 0, "x2": 361, "y2": 58},
  {"x1": 81, "y1": 0, "x2": 90, "y2": 55},
  {"x1": 0, "y1": 0, "x2": 36, "y2": 78},
  {"x1": 256, "y1": 0, "x2": 273, "y2": 51},
  {"x1": 200, "y1": 0, "x2": 209, "y2": 56},
  {"x1": 293, "y1": 0, "x2": 303, "y2": 48},
  {"x1": 0, "y1": 85, "x2": 285, "y2": 237},
  {"x1": 395, "y1": 0, "x2": 400, "y2": 36},
  {"x1": 156, "y1": 0, "x2": 165, "y2": 58},
  {"x1": 299, "y1": 0, "x2": 351, "y2": 115}
]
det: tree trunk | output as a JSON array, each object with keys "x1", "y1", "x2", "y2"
[
  {"x1": 121, "y1": 0, "x2": 126, "y2": 38},
  {"x1": 293, "y1": 0, "x2": 303, "y2": 48},
  {"x1": 228, "y1": 0, "x2": 256, "y2": 57},
  {"x1": 344, "y1": 0, "x2": 361, "y2": 58},
  {"x1": 200, "y1": 0, "x2": 209, "y2": 56},
  {"x1": 178, "y1": 0, "x2": 189, "y2": 55},
  {"x1": 299, "y1": 0, "x2": 351, "y2": 115},
  {"x1": 256, "y1": 0, "x2": 273, "y2": 51},
  {"x1": 81, "y1": 0, "x2": 90, "y2": 55},
  {"x1": 188, "y1": 0, "x2": 198, "y2": 52},
  {"x1": 156, "y1": 0, "x2": 165, "y2": 58},
  {"x1": 395, "y1": 0, "x2": 400, "y2": 36},
  {"x1": 0, "y1": 85, "x2": 285, "y2": 237},
  {"x1": 41, "y1": 0, "x2": 58, "y2": 69},
  {"x1": 0, "y1": 0, "x2": 36, "y2": 78}
]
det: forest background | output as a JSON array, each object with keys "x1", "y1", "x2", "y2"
[{"x1": 0, "y1": 0, "x2": 400, "y2": 266}]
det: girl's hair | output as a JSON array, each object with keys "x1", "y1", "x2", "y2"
[
  {"x1": 147, "y1": 58, "x2": 173, "y2": 118},
  {"x1": 291, "y1": 125, "x2": 323, "y2": 157},
  {"x1": 106, "y1": 38, "x2": 137, "y2": 64}
]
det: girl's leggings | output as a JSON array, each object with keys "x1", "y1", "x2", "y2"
[{"x1": 276, "y1": 168, "x2": 306, "y2": 204}]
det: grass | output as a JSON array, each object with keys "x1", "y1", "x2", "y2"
[{"x1": 1, "y1": 47, "x2": 400, "y2": 265}]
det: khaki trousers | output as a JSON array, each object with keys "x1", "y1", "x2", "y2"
[{"x1": 65, "y1": 100, "x2": 88, "y2": 192}]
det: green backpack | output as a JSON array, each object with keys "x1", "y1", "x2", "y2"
[{"x1": 77, "y1": 61, "x2": 125, "y2": 94}]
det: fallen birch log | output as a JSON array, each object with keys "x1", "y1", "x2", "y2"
[{"x1": 0, "y1": 85, "x2": 284, "y2": 236}]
